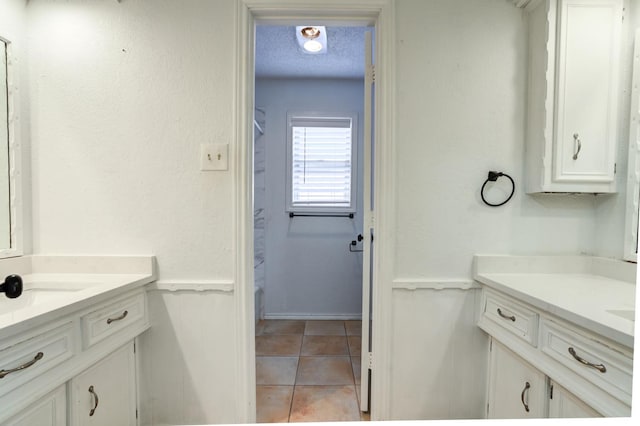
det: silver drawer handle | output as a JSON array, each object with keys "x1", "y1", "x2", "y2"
[
  {"x1": 0, "y1": 352, "x2": 44, "y2": 379},
  {"x1": 520, "y1": 381, "x2": 530, "y2": 413},
  {"x1": 88, "y1": 385, "x2": 99, "y2": 416},
  {"x1": 572, "y1": 133, "x2": 581, "y2": 160},
  {"x1": 497, "y1": 308, "x2": 516, "y2": 322},
  {"x1": 568, "y1": 347, "x2": 606, "y2": 373},
  {"x1": 106, "y1": 310, "x2": 128, "y2": 324}
]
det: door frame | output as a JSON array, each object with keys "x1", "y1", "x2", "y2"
[{"x1": 234, "y1": 0, "x2": 396, "y2": 422}]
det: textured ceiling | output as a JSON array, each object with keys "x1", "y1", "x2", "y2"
[{"x1": 255, "y1": 26, "x2": 371, "y2": 79}]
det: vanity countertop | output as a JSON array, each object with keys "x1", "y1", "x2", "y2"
[
  {"x1": 0, "y1": 256, "x2": 156, "y2": 339},
  {"x1": 474, "y1": 255, "x2": 636, "y2": 348}
]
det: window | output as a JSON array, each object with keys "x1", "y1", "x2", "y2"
[{"x1": 286, "y1": 113, "x2": 357, "y2": 214}]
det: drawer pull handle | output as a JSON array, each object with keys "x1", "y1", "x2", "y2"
[
  {"x1": 568, "y1": 347, "x2": 606, "y2": 373},
  {"x1": 106, "y1": 310, "x2": 128, "y2": 324},
  {"x1": 520, "y1": 381, "x2": 530, "y2": 412},
  {"x1": 0, "y1": 352, "x2": 44, "y2": 379},
  {"x1": 88, "y1": 385, "x2": 99, "y2": 416},
  {"x1": 497, "y1": 308, "x2": 516, "y2": 322}
]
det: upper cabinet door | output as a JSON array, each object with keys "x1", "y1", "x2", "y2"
[
  {"x1": 525, "y1": 0, "x2": 623, "y2": 193},
  {"x1": 553, "y1": 0, "x2": 623, "y2": 184}
]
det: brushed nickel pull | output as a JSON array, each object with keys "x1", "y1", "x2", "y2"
[
  {"x1": 106, "y1": 310, "x2": 128, "y2": 324},
  {"x1": 88, "y1": 385, "x2": 99, "y2": 416},
  {"x1": 497, "y1": 308, "x2": 516, "y2": 322},
  {"x1": 520, "y1": 381, "x2": 531, "y2": 412},
  {"x1": 0, "y1": 352, "x2": 44, "y2": 379},
  {"x1": 572, "y1": 133, "x2": 581, "y2": 160},
  {"x1": 568, "y1": 347, "x2": 606, "y2": 373}
]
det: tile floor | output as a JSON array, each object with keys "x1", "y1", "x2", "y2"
[{"x1": 255, "y1": 320, "x2": 370, "y2": 423}]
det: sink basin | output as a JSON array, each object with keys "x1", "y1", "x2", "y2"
[
  {"x1": 0, "y1": 282, "x2": 102, "y2": 313},
  {"x1": 606, "y1": 309, "x2": 636, "y2": 322},
  {"x1": 0, "y1": 288, "x2": 83, "y2": 311}
]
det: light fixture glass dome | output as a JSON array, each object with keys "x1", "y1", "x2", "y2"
[{"x1": 303, "y1": 40, "x2": 323, "y2": 53}]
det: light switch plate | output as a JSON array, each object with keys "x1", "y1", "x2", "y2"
[{"x1": 200, "y1": 143, "x2": 228, "y2": 171}]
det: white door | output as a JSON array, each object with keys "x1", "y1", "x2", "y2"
[
  {"x1": 359, "y1": 30, "x2": 374, "y2": 413},
  {"x1": 548, "y1": 381, "x2": 601, "y2": 418},
  {"x1": 4, "y1": 385, "x2": 67, "y2": 426},
  {"x1": 553, "y1": 0, "x2": 622, "y2": 184},
  {"x1": 487, "y1": 340, "x2": 547, "y2": 419},
  {"x1": 70, "y1": 342, "x2": 137, "y2": 426}
]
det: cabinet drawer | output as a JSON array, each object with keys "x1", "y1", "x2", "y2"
[
  {"x1": 0, "y1": 322, "x2": 75, "y2": 397},
  {"x1": 482, "y1": 290, "x2": 539, "y2": 346},
  {"x1": 81, "y1": 292, "x2": 145, "y2": 349},
  {"x1": 540, "y1": 318, "x2": 632, "y2": 403}
]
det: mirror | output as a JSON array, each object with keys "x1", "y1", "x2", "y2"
[
  {"x1": 625, "y1": 29, "x2": 640, "y2": 262},
  {"x1": 0, "y1": 36, "x2": 19, "y2": 257},
  {"x1": 0, "y1": 39, "x2": 10, "y2": 251}
]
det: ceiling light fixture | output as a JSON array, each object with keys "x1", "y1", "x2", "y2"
[{"x1": 296, "y1": 26, "x2": 327, "y2": 54}]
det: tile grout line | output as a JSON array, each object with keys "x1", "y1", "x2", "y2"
[{"x1": 287, "y1": 320, "x2": 306, "y2": 423}]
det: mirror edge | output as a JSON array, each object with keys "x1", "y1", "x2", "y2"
[{"x1": 0, "y1": 36, "x2": 23, "y2": 259}]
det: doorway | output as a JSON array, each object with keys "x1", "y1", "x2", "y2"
[
  {"x1": 234, "y1": 2, "x2": 394, "y2": 423},
  {"x1": 253, "y1": 24, "x2": 371, "y2": 422}
]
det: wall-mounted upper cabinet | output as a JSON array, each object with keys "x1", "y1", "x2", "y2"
[{"x1": 525, "y1": 0, "x2": 623, "y2": 193}]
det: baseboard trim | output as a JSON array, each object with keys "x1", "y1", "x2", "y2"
[{"x1": 263, "y1": 313, "x2": 363, "y2": 321}]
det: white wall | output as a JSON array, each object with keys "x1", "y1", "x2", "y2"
[
  {"x1": 22, "y1": 0, "x2": 635, "y2": 423},
  {"x1": 256, "y1": 78, "x2": 365, "y2": 318},
  {"x1": 389, "y1": 287, "x2": 488, "y2": 420}
]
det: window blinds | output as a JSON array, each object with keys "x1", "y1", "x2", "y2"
[{"x1": 290, "y1": 118, "x2": 353, "y2": 209}]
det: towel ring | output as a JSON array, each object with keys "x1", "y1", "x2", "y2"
[{"x1": 481, "y1": 171, "x2": 515, "y2": 207}]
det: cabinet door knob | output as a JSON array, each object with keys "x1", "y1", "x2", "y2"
[
  {"x1": 88, "y1": 385, "x2": 100, "y2": 416},
  {"x1": 520, "y1": 381, "x2": 531, "y2": 413},
  {"x1": 572, "y1": 133, "x2": 582, "y2": 160}
]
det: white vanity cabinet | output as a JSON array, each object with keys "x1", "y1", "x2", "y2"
[
  {"x1": 0, "y1": 288, "x2": 149, "y2": 426},
  {"x1": 525, "y1": 0, "x2": 623, "y2": 193},
  {"x1": 487, "y1": 340, "x2": 547, "y2": 418},
  {"x1": 70, "y1": 342, "x2": 137, "y2": 426},
  {"x1": 478, "y1": 287, "x2": 632, "y2": 418},
  {"x1": 486, "y1": 339, "x2": 603, "y2": 419}
]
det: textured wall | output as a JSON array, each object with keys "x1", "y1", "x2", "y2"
[
  {"x1": 256, "y1": 78, "x2": 365, "y2": 318},
  {"x1": 393, "y1": 0, "x2": 598, "y2": 281},
  {"x1": 27, "y1": 0, "x2": 235, "y2": 280}
]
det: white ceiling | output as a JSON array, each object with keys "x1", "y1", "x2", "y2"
[{"x1": 255, "y1": 26, "x2": 371, "y2": 79}]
